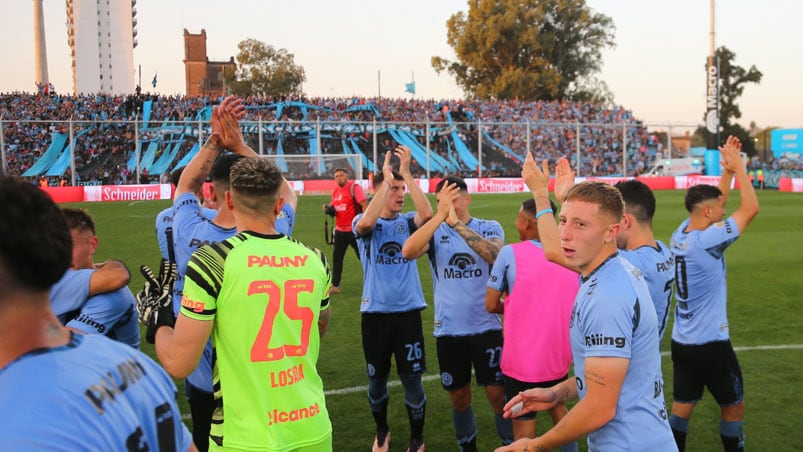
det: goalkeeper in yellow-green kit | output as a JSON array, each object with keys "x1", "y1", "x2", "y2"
[{"x1": 151, "y1": 156, "x2": 333, "y2": 451}]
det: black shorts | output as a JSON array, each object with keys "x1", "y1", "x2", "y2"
[
  {"x1": 436, "y1": 330, "x2": 504, "y2": 391},
  {"x1": 361, "y1": 310, "x2": 427, "y2": 379},
  {"x1": 671, "y1": 340, "x2": 744, "y2": 406},
  {"x1": 503, "y1": 374, "x2": 568, "y2": 421}
]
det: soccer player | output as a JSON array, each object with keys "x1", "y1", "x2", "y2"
[
  {"x1": 50, "y1": 207, "x2": 140, "y2": 348},
  {"x1": 168, "y1": 97, "x2": 251, "y2": 451},
  {"x1": 155, "y1": 167, "x2": 216, "y2": 262},
  {"x1": 0, "y1": 176, "x2": 194, "y2": 451},
  {"x1": 402, "y1": 176, "x2": 512, "y2": 451},
  {"x1": 323, "y1": 167, "x2": 367, "y2": 293},
  {"x1": 152, "y1": 157, "x2": 333, "y2": 451},
  {"x1": 166, "y1": 96, "x2": 299, "y2": 451},
  {"x1": 550, "y1": 159, "x2": 676, "y2": 341},
  {"x1": 354, "y1": 146, "x2": 433, "y2": 452},
  {"x1": 496, "y1": 154, "x2": 676, "y2": 452},
  {"x1": 668, "y1": 135, "x2": 759, "y2": 452},
  {"x1": 485, "y1": 198, "x2": 579, "y2": 451},
  {"x1": 615, "y1": 179, "x2": 676, "y2": 341}
]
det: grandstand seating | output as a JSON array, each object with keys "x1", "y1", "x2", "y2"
[{"x1": 3, "y1": 92, "x2": 738, "y2": 184}]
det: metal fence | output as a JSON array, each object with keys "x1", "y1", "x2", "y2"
[{"x1": 1, "y1": 117, "x2": 696, "y2": 185}]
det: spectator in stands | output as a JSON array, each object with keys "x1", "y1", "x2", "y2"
[{"x1": 2, "y1": 92, "x2": 664, "y2": 181}]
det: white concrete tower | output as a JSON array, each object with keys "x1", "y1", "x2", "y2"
[
  {"x1": 66, "y1": 0, "x2": 138, "y2": 94},
  {"x1": 33, "y1": 0, "x2": 49, "y2": 87}
]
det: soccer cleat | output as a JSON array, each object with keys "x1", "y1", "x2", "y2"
[
  {"x1": 407, "y1": 438, "x2": 425, "y2": 452},
  {"x1": 372, "y1": 430, "x2": 390, "y2": 452}
]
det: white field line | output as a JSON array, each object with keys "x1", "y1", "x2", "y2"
[
  {"x1": 323, "y1": 343, "x2": 803, "y2": 397},
  {"x1": 180, "y1": 343, "x2": 803, "y2": 419}
]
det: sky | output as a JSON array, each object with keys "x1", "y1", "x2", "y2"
[{"x1": 1, "y1": 0, "x2": 801, "y2": 132}]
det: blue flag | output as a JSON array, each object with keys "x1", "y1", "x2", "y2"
[
  {"x1": 405, "y1": 81, "x2": 416, "y2": 95},
  {"x1": 151, "y1": 72, "x2": 158, "y2": 88}
]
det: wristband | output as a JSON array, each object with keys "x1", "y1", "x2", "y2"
[{"x1": 535, "y1": 208, "x2": 553, "y2": 220}]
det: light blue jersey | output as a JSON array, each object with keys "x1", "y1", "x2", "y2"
[
  {"x1": 620, "y1": 240, "x2": 675, "y2": 340},
  {"x1": 67, "y1": 289, "x2": 140, "y2": 349},
  {"x1": 0, "y1": 333, "x2": 193, "y2": 451},
  {"x1": 487, "y1": 244, "x2": 517, "y2": 293},
  {"x1": 50, "y1": 268, "x2": 93, "y2": 319},
  {"x1": 156, "y1": 205, "x2": 216, "y2": 261},
  {"x1": 275, "y1": 202, "x2": 296, "y2": 237},
  {"x1": 50, "y1": 269, "x2": 140, "y2": 348},
  {"x1": 426, "y1": 218, "x2": 503, "y2": 336},
  {"x1": 670, "y1": 217, "x2": 740, "y2": 345},
  {"x1": 354, "y1": 212, "x2": 427, "y2": 313},
  {"x1": 172, "y1": 192, "x2": 236, "y2": 393},
  {"x1": 570, "y1": 255, "x2": 675, "y2": 451}
]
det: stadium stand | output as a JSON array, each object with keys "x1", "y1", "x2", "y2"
[{"x1": 5, "y1": 92, "x2": 796, "y2": 184}]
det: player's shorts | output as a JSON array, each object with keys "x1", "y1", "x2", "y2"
[
  {"x1": 362, "y1": 310, "x2": 427, "y2": 379},
  {"x1": 503, "y1": 374, "x2": 569, "y2": 421},
  {"x1": 671, "y1": 339, "x2": 744, "y2": 406},
  {"x1": 436, "y1": 329, "x2": 504, "y2": 391}
]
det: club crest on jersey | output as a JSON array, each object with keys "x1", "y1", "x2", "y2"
[{"x1": 394, "y1": 222, "x2": 406, "y2": 234}]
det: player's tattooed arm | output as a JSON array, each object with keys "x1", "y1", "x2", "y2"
[
  {"x1": 451, "y1": 222, "x2": 502, "y2": 263},
  {"x1": 585, "y1": 369, "x2": 607, "y2": 386}
]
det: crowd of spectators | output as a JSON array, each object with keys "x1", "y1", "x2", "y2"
[{"x1": 3, "y1": 91, "x2": 800, "y2": 185}]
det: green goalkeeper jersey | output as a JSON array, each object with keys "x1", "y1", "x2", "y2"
[{"x1": 182, "y1": 231, "x2": 332, "y2": 451}]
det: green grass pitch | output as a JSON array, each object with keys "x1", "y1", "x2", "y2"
[{"x1": 66, "y1": 189, "x2": 803, "y2": 451}]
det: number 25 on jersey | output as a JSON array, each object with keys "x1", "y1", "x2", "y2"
[{"x1": 248, "y1": 279, "x2": 315, "y2": 362}]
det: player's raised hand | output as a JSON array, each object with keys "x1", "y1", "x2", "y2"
[
  {"x1": 218, "y1": 109, "x2": 247, "y2": 153},
  {"x1": 435, "y1": 182, "x2": 461, "y2": 222},
  {"x1": 719, "y1": 135, "x2": 744, "y2": 174},
  {"x1": 554, "y1": 157, "x2": 575, "y2": 203},
  {"x1": 395, "y1": 145, "x2": 413, "y2": 177},
  {"x1": 381, "y1": 150, "x2": 394, "y2": 187},
  {"x1": 522, "y1": 152, "x2": 550, "y2": 195}
]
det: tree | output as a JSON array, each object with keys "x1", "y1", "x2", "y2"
[
  {"x1": 431, "y1": 0, "x2": 615, "y2": 101},
  {"x1": 703, "y1": 46, "x2": 762, "y2": 154},
  {"x1": 225, "y1": 39, "x2": 306, "y2": 97}
]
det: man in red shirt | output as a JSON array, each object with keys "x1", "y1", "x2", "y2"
[{"x1": 323, "y1": 168, "x2": 368, "y2": 293}]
